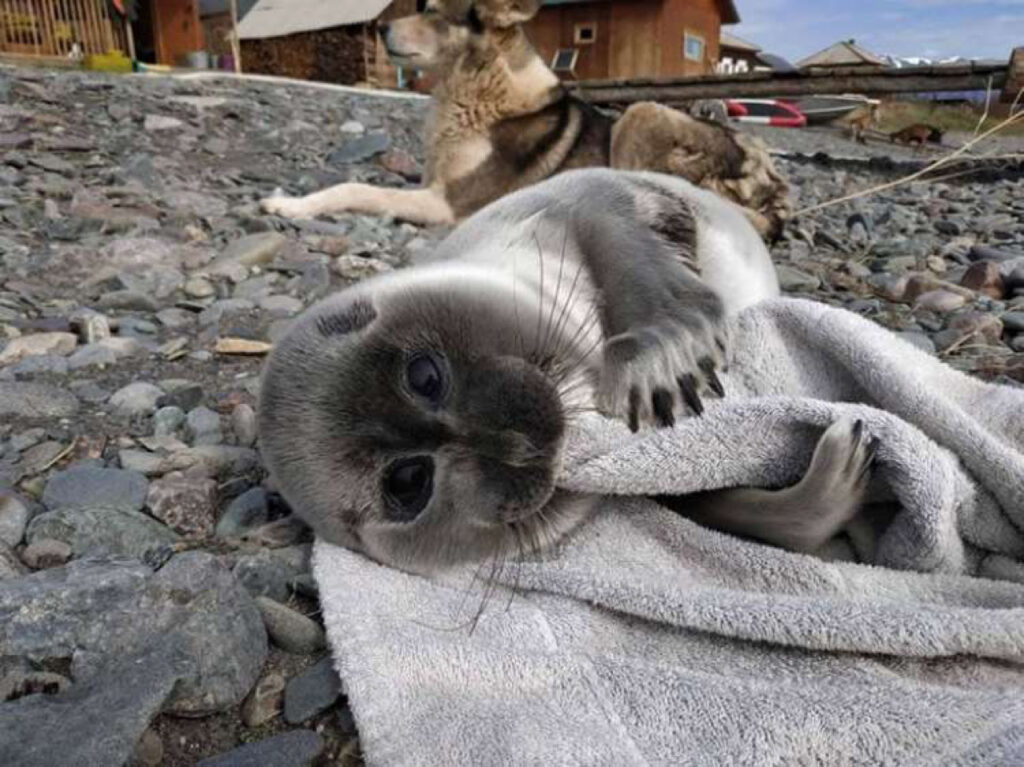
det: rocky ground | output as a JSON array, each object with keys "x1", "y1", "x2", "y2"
[{"x1": 0, "y1": 63, "x2": 1022, "y2": 767}]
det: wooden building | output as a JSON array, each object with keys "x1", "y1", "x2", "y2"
[
  {"x1": 0, "y1": 0, "x2": 205, "y2": 67},
  {"x1": 0, "y1": 0, "x2": 129, "y2": 60},
  {"x1": 524, "y1": 0, "x2": 740, "y2": 81},
  {"x1": 797, "y1": 39, "x2": 886, "y2": 69},
  {"x1": 236, "y1": 0, "x2": 416, "y2": 87},
  {"x1": 716, "y1": 30, "x2": 760, "y2": 75}
]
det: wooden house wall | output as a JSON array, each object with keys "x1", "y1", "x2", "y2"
[
  {"x1": 526, "y1": 0, "x2": 723, "y2": 80},
  {"x1": 241, "y1": 25, "x2": 369, "y2": 83},
  {"x1": 152, "y1": 0, "x2": 203, "y2": 64}
]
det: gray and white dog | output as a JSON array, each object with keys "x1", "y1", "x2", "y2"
[{"x1": 259, "y1": 169, "x2": 872, "y2": 575}]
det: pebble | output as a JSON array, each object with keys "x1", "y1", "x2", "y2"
[
  {"x1": 776, "y1": 265, "x2": 821, "y2": 292},
  {"x1": 153, "y1": 405, "x2": 186, "y2": 436},
  {"x1": 258, "y1": 294, "x2": 305, "y2": 317},
  {"x1": 42, "y1": 466, "x2": 149, "y2": 511},
  {"x1": 234, "y1": 549, "x2": 300, "y2": 602},
  {"x1": 143, "y1": 114, "x2": 184, "y2": 131},
  {"x1": 961, "y1": 261, "x2": 1005, "y2": 299},
  {"x1": 21, "y1": 538, "x2": 73, "y2": 569},
  {"x1": 231, "y1": 404, "x2": 258, "y2": 447},
  {"x1": 184, "y1": 275, "x2": 216, "y2": 298},
  {"x1": 217, "y1": 487, "x2": 270, "y2": 538},
  {"x1": 0, "y1": 491, "x2": 31, "y2": 546},
  {"x1": 914, "y1": 290, "x2": 966, "y2": 313},
  {"x1": 240, "y1": 671, "x2": 286, "y2": 727},
  {"x1": 1002, "y1": 312, "x2": 1024, "y2": 333},
  {"x1": 255, "y1": 596, "x2": 327, "y2": 654},
  {"x1": 109, "y1": 382, "x2": 164, "y2": 417},
  {"x1": 187, "y1": 406, "x2": 223, "y2": 446},
  {"x1": 1, "y1": 542, "x2": 28, "y2": 579},
  {"x1": 146, "y1": 471, "x2": 219, "y2": 537},
  {"x1": 157, "y1": 382, "x2": 205, "y2": 411},
  {"x1": 327, "y1": 132, "x2": 390, "y2": 164},
  {"x1": 0, "y1": 331, "x2": 78, "y2": 365},
  {"x1": 196, "y1": 730, "x2": 324, "y2": 767},
  {"x1": 896, "y1": 331, "x2": 937, "y2": 355},
  {"x1": 215, "y1": 337, "x2": 272, "y2": 355},
  {"x1": 131, "y1": 729, "x2": 164, "y2": 767},
  {"x1": 284, "y1": 656, "x2": 342, "y2": 724},
  {"x1": 212, "y1": 232, "x2": 287, "y2": 272},
  {"x1": 333, "y1": 254, "x2": 393, "y2": 280},
  {"x1": 66, "y1": 344, "x2": 117, "y2": 369}
]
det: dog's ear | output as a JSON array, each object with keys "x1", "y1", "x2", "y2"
[{"x1": 474, "y1": 0, "x2": 542, "y2": 27}]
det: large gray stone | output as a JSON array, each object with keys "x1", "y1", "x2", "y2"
[
  {"x1": 197, "y1": 730, "x2": 325, "y2": 767},
  {"x1": 0, "y1": 643, "x2": 189, "y2": 767},
  {"x1": 0, "y1": 383, "x2": 79, "y2": 419},
  {"x1": 26, "y1": 506, "x2": 179, "y2": 560},
  {"x1": 0, "y1": 552, "x2": 267, "y2": 715},
  {"x1": 42, "y1": 466, "x2": 149, "y2": 511}
]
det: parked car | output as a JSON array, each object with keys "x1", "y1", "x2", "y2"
[{"x1": 726, "y1": 99, "x2": 807, "y2": 127}]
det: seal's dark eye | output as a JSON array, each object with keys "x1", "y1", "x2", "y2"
[
  {"x1": 466, "y1": 6, "x2": 483, "y2": 33},
  {"x1": 383, "y1": 457, "x2": 433, "y2": 522},
  {"x1": 406, "y1": 353, "x2": 444, "y2": 404}
]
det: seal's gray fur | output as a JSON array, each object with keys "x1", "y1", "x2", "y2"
[{"x1": 259, "y1": 169, "x2": 872, "y2": 574}]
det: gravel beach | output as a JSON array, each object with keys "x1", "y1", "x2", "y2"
[{"x1": 1, "y1": 64, "x2": 1022, "y2": 765}]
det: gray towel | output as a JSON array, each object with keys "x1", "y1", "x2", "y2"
[{"x1": 313, "y1": 297, "x2": 1024, "y2": 766}]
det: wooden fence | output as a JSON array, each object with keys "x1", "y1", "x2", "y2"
[{"x1": 0, "y1": 0, "x2": 126, "y2": 59}]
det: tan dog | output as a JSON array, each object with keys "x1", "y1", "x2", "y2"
[
  {"x1": 845, "y1": 103, "x2": 879, "y2": 144},
  {"x1": 261, "y1": 0, "x2": 790, "y2": 239}
]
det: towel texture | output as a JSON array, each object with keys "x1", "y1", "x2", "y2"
[{"x1": 314, "y1": 297, "x2": 1024, "y2": 766}]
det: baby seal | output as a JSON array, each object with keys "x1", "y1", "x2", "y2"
[{"x1": 259, "y1": 169, "x2": 873, "y2": 574}]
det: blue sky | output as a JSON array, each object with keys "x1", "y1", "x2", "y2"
[{"x1": 733, "y1": 0, "x2": 1023, "y2": 62}]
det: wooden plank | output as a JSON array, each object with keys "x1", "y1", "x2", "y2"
[
  {"x1": 40, "y1": 0, "x2": 60, "y2": 57},
  {"x1": 85, "y1": 0, "x2": 102, "y2": 52},
  {"x1": 573, "y1": 63, "x2": 1010, "y2": 104}
]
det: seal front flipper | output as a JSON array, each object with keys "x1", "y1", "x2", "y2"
[{"x1": 566, "y1": 177, "x2": 729, "y2": 430}]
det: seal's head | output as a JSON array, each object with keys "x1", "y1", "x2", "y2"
[{"x1": 258, "y1": 266, "x2": 593, "y2": 575}]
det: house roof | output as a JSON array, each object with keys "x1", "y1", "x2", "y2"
[
  {"x1": 797, "y1": 39, "x2": 887, "y2": 68},
  {"x1": 237, "y1": 0, "x2": 391, "y2": 40},
  {"x1": 199, "y1": 0, "x2": 259, "y2": 19},
  {"x1": 544, "y1": 0, "x2": 739, "y2": 24},
  {"x1": 238, "y1": 0, "x2": 741, "y2": 41},
  {"x1": 719, "y1": 31, "x2": 759, "y2": 52}
]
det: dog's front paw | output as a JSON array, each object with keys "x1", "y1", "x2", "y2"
[
  {"x1": 260, "y1": 192, "x2": 316, "y2": 219},
  {"x1": 597, "y1": 315, "x2": 727, "y2": 432}
]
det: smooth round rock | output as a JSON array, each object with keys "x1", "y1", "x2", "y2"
[
  {"x1": 109, "y1": 382, "x2": 164, "y2": 417},
  {"x1": 0, "y1": 491, "x2": 31, "y2": 547},
  {"x1": 255, "y1": 596, "x2": 326, "y2": 654}
]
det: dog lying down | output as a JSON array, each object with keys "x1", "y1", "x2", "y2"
[
  {"x1": 261, "y1": 0, "x2": 791, "y2": 240},
  {"x1": 259, "y1": 169, "x2": 872, "y2": 577}
]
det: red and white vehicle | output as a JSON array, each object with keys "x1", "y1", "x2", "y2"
[{"x1": 725, "y1": 99, "x2": 807, "y2": 128}]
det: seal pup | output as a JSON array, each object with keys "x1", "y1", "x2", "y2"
[{"x1": 259, "y1": 169, "x2": 873, "y2": 575}]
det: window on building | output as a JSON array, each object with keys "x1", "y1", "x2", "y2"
[
  {"x1": 684, "y1": 33, "x2": 705, "y2": 62},
  {"x1": 551, "y1": 48, "x2": 579, "y2": 73},
  {"x1": 574, "y1": 23, "x2": 596, "y2": 45}
]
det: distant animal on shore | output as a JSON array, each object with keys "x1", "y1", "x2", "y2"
[
  {"x1": 890, "y1": 123, "x2": 944, "y2": 146},
  {"x1": 846, "y1": 104, "x2": 878, "y2": 144},
  {"x1": 261, "y1": 0, "x2": 790, "y2": 240}
]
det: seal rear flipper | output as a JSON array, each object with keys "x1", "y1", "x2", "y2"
[{"x1": 655, "y1": 418, "x2": 875, "y2": 553}]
